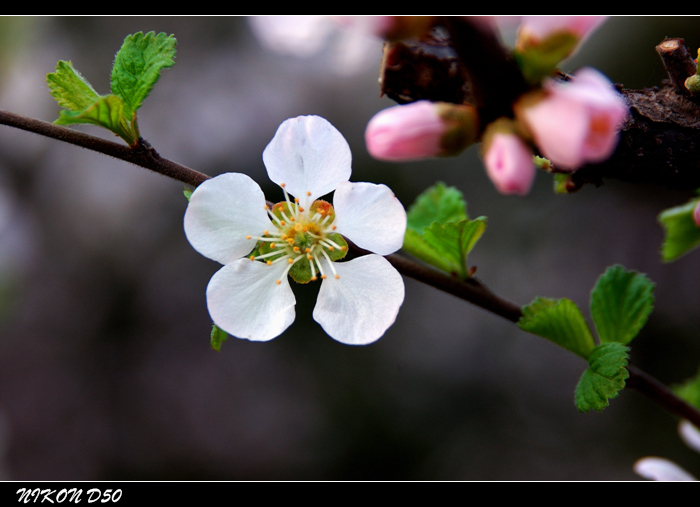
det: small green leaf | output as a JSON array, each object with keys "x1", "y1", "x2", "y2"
[
  {"x1": 590, "y1": 265, "x2": 655, "y2": 345},
  {"x1": 55, "y1": 94, "x2": 136, "y2": 145},
  {"x1": 658, "y1": 198, "x2": 700, "y2": 262},
  {"x1": 673, "y1": 367, "x2": 700, "y2": 410},
  {"x1": 574, "y1": 343, "x2": 630, "y2": 413},
  {"x1": 111, "y1": 31, "x2": 177, "y2": 120},
  {"x1": 183, "y1": 188, "x2": 193, "y2": 201},
  {"x1": 46, "y1": 60, "x2": 100, "y2": 112},
  {"x1": 210, "y1": 323, "x2": 228, "y2": 351},
  {"x1": 406, "y1": 182, "x2": 468, "y2": 231},
  {"x1": 518, "y1": 297, "x2": 596, "y2": 359},
  {"x1": 403, "y1": 182, "x2": 485, "y2": 278}
]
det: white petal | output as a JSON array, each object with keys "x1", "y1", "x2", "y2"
[
  {"x1": 679, "y1": 420, "x2": 700, "y2": 454},
  {"x1": 332, "y1": 181, "x2": 407, "y2": 255},
  {"x1": 312, "y1": 254, "x2": 404, "y2": 345},
  {"x1": 206, "y1": 258, "x2": 296, "y2": 342},
  {"x1": 184, "y1": 173, "x2": 272, "y2": 265},
  {"x1": 634, "y1": 457, "x2": 697, "y2": 481},
  {"x1": 263, "y1": 116, "x2": 352, "y2": 204}
]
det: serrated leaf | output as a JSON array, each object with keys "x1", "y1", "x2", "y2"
[
  {"x1": 406, "y1": 182, "x2": 468, "y2": 231},
  {"x1": 575, "y1": 342, "x2": 630, "y2": 412},
  {"x1": 46, "y1": 60, "x2": 101, "y2": 112},
  {"x1": 518, "y1": 297, "x2": 596, "y2": 359},
  {"x1": 658, "y1": 198, "x2": 700, "y2": 262},
  {"x1": 590, "y1": 265, "x2": 655, "y2": 345},
  {"x1": 55, "y1": 94, "x2": 136, "y2": 144},
  {"x1": 111, "y1": 31, "x2": 176, "y2": 120},
  {"x1": 210, "y1": 323, "x2": 228, "y2": 351}
]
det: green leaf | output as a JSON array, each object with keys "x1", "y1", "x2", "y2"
[
  {"x1": 590, "y1": 265, "x2": 655, "y2": 345},
  {"x1": 54, "y1": 94, "x2": 137, "y2": 145},
  {"x1": 46, "y1": 60, "x2": 100, "y2": 112},
  {"x1": 406, "y1": 182, "x2": 468, "y2": 231},
  {"x1": 403, "y1": 182, "x2": 485, "y2": 278},
  {"x1": 518, "y1": 297, "x2": 596, "y2": 359},
  {"x1": 210, "y1": 323, "x2": 228, "y2": 351},
  {"x1": 111, "y1": 31, "x2": 176, "y2": 120},
  {"x1": 574, "y1": 342, "x2": 630, "y2": 413},
  {"x1": 658, "y1": 198, "x2": 700, "y2": 262},
  {"x1": 673, "y1": 367, "x2": 700, "y2": 410}
]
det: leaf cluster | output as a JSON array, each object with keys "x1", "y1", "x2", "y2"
[
  {"x1": 402, "y1": 182, "x2": 486, "y2": 279},
  {"x1": 46, "y1": 31, "x2": 176, "y2": 146},
  {"x1": 518, "y1": 265, "x2": 655, "y2": 412}
]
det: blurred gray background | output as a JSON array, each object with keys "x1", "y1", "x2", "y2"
[{"x1": 0, "y1": 16, "x2": 698, "y2": 480}]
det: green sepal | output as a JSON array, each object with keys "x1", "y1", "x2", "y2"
[
  {"x1": 590, "y1": 265, "x2": 655, "y2": 345},
  {"x1": 183, "y1": 187, "x2": 193, "y2": 201},
  {"x1": 403, "y1": 182, "x2": 485, "y2": 279},
  {"x1": 658, "y1": 197, "x2": 700, "y2": 262},
  {"x1": 514, "y1": 31, "x2": 580, "y2": 84},
  {"x1": 111, "y1": 31, "x2": 177, "y2": 120},
  {"x1": 518, "y1": 297, "x2": 596, "y2": 359},
  {"x1": 210, "y1": 323, "x2": 229, "y2": 352},
  {"x1": 574, "y1": 342, "x2": 630, "y2": 413}
]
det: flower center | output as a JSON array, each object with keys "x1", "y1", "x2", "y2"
[{"x1": 245, "y1": 183, "x2": 348, "y2": 284}]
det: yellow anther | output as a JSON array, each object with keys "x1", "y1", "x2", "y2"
[
  {"x1": 249, "y1": 255, "x2": 255, "y2": 261},
  {"x1": 276, "y1": 279, "x2": 281, "y2": 285},
  {"x1": 263, "y1": 230, "x2": 269, "y2": 235},
  {"x1": 293, "y1": 246, "x2": 300, "y2": 252},
  {"x1": 280, "y1": 221, "x2": 286, "y2": 226},
  {"x1": 288, "y1": 258, "x2": 294, "y2": 264},
  {"x1": 305, "y1": 248, "x2": 311, "y2": 253},
  {"x1": 280, "y1": 183, "x2": 286, "y2": 188},
  {"x1": 334, "y1": 274, "x2": 340, "y2": 279},
  {"x1": 270, "y1": 243, "x2": 276, "y2": 249},
  {"x1": 306, "y1": 191, "x2": 311, "y2": 196},
  {"x1": 332, "y1": 225, "x2": 337, "y2": 230},
  {"x1": 307, "y1": 255, "x2": 313, "y2": 260},
  {"x1": 246, "y1": 235, "x2": 252, "y2": 239},
  {"x1": 266, "y1": 260, "x2": 272, "y2": 265},
  {"x1": 328, "y1": 247, "x2": 335, "y2": 251},
  {"x1": 340, "y1": 246, "x2": 347, "y2": 251},
  {"x1": 311, "y1": 276, "x2": 318, "y2": 281},
  {"x1": 321, "y1": 275, "x2": 327, "y2": 279}
]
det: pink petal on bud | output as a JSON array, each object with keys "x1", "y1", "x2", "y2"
[
  {"x1": 693, "y1": 202, "x2": 700, "y2": 228},
  {"x1": 365, "y1": 101, "x2": 446, "y2": 161},
  {"x1": 519, "y1": 67, "x2": 629, "y2": 170},
  {"x1": 483, "y1": 132, "x2": 536, "y2": 196}
]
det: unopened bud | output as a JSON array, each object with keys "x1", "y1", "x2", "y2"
[
  {"x1": 365, "y1": 100, "x2": 479, "y2": 161},
  {"x1": 694, "y1": 201, "x2": 700, "y2": 227},
  {"x1": 481, "y1": 118, "x2": 536, "y2": 196}
]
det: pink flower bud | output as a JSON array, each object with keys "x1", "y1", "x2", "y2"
[
  {"x1": 694, "y1": 201, "x2": 700, "y2": 227},
  {"x1": 365, "y1": 101, "x2": 478, "y2": 161},
  {"x1": 483, "y1": 131, "x2": 536, "y2": 196},
  {"x1": 516, "y1": 67, "x2": 629, "y2": 170}
]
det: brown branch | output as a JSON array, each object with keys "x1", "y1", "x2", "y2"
[
  {"x1": 2, "y1": 107, "x2": 699, "y2": 428},
  {"x1": 0, "y1": 110, "x2": 210, "y2": 188}
]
